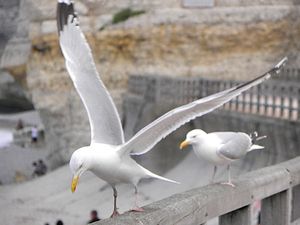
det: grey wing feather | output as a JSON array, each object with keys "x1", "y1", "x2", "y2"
[
  {"x1": 119, "y1": 57, "x2": 287, "y2": 156},
  {"x1": 215, "y1": 133, "x2": 252, "y2": 160},
  {"x1": 57, "y1": 2, "x2": 124, "y2": 145}
]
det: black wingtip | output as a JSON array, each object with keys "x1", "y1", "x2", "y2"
[
  {"x1": 274, "y1": 56, "x2": 288, "y2": 73},
  {"x1": 229, "y1": 57, "x2": 288, "y2": 92},
  {"x1": 56, "y1": 0, "x2": 77, "y2": 34}
]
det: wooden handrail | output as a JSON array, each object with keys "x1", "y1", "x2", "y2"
[{"x1": 95, "y1": 157, "x2": 300, "y2": 225}]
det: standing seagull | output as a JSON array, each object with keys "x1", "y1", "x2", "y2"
[
  {"x1": 180, "y1": 130, "x2": 266, "y2": 186},
  {"x1": 57, "y1": 0, "x2": 287, "y2": 217}
]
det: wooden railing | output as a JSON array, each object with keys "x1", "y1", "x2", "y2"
[
  {"x1": 128, "y1": 70, "x2": 300, "y2": 121},
  {"x1": 95, "y1": 157, "x2": 300, "y2": 225}
]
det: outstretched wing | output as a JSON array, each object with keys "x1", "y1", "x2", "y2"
[
  {"x1": 57, "y1": 1, "x2": 124, "y2": 145},
  {"x1": 119, "y1": 57, "x2": 287, "y2": 155}
]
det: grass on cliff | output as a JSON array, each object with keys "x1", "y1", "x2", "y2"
[{"x1": 112, "y1": 8, "x2": 145, "y2": 24}]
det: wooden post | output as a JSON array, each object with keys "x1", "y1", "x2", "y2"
[
  {"x1": 261, "y1": 189, "x2": 291, "y2": 225},
  {"x1": 292, "y1": 185, "x2": 300, "y2": 222},
  {"x1": 219, "y1": 205, "x2": 251, "y2": 225}
]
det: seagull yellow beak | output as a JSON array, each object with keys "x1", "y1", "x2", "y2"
[
  {"x1": 71, "y1": 175, "x2": 79, "y2": 193},
  {"x1": 179, "y1": 140, "x2": 190, "y2": 150}
]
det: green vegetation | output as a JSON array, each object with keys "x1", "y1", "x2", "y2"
[{"x1": 112, "y1": 8, "x2": 145, "y2": 24}]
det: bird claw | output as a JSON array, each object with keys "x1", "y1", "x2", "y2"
[
  {"x1": 221, "y1": 181, "x2": 236, "y2": 187},
  {"x1": 110, "y1": 210, "x2": 120, "y2": 218}
]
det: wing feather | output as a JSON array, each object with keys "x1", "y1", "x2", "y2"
[
  {"x1": 119, "y1": 57, "x2": 287, "y2": 155},
  {"x1": 57, "y1": 1, "x2": 124, "y2": 145},
  {"x1": 215, "y1": 133, "x2": 251, "y2": 160}
]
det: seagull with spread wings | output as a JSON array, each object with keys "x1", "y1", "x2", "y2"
[{"x1": 57, "y1": 0, "x2": 287, "y2": 217}]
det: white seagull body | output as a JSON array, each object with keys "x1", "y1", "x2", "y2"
[
  {"x1": 56, "y1": 0, "x2": 287, "y2": 216},
  {"x1": 180, "y1": 129, "x2": 266, "y2": 186}
]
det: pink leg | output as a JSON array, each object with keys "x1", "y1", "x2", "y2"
[
  {"x1": 110, "y1": 186, "x2": 120, "y2": 217},
  {"x1": 130, "y1": 186, "x2": 144, "y2": 212},
  {"x1": 221, "y1": 165, "x2": 236, "y2": 187}
]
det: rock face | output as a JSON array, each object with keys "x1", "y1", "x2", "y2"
[
  {"x1": 0, "y1": 71, "x2": 33, "y2": 113},
  {"x1": 3, "y1": 0, "x2": 299, "y2": 161}
]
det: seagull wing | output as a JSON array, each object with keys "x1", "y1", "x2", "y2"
[
  {"x1": 57, "y1": 1, "x2": 124, "y2": 145},
  {"x1": 212, "y1": 132, "x2": 252, "y2": 160},
  {"x1": 119, "y1": 57, "x2": 287, "y2": 156}
]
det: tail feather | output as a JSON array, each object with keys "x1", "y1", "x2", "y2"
[
  {"x1": 249, "y1": 144, "x2": 264, "y2": 152},
  {"x1": 250, "y1": 131, "x2": 267, "y2": 144},
  {"x1": 151, "y1": 173, "x2": 180, "y2": 184},
  {"x1": 143, "y1": 168, "x2": 180, "y2": 184}
]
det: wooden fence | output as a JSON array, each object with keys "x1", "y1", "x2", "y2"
[
  {"x1": 128, "y1": 70, "x2": 300, "y2": 121},
  {"x1": 95, "y1": 156, "x2": 300, "y2": 225}
]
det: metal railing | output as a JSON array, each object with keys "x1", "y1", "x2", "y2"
[
  {"x1": 95, "y1": 156, "x2": 300, "y2": 225},
  {"x1": 127, "y1": 69, "x2": 300, "y2": 121}
]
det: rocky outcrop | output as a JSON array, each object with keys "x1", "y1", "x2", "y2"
[{"x1": 0, "y1": 0, "x2": 30, "y2": 69}]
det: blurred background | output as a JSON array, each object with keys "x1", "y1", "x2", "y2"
[{"x1": 0, "y1": 0, "x2": 299, "y2": 224}]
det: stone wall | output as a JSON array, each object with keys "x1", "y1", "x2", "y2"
[
  {"x1": 0, "y1": 0, "x2": 30, "y2": 69},
  {"x1": 4, "y1": 0, "x2": 299, "y2": 160}
]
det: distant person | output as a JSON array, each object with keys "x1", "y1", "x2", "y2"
[
  {"x1": 32, "y1": 162, "x2": 40, "y2": 177},
  {"x1": 32, "y1": 160, "x2": 47, "y2": 177},
  {"x1": 38, "y1": 159, "x2": 47, "y2": 175},
  {"x1": 16, "y1": 119, "x2": 24, "y2": 130},
  {"x1": 31, "y1": 126, "x2": 38, "y2": 143},
  {"x1": 44, "y1": 223, "x2": 50, "y2": 225},
  {"x1": 88, "y1": 210, "x2": 100, "y2": 223},
  {"x1": 32, "y1": 161, "x2": 42, "y2": 177},
  {"x1": 56, "y1": 220, "x2": 64, "y2": 225}
]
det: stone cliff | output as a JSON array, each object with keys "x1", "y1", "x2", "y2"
[{"x1": 2, "y1": 0, "x2": 300, "y2": 161}]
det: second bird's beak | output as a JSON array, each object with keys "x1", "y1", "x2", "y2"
[
  {"x1": 180, "y1": 140, "x2": 190, "y2": 150},
  {"x1": 71, "y1": 175, "x2": 79, "y2": 193}
]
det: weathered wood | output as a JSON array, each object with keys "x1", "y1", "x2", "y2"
[
  {"x1": 261, "y1": 189, "x2": 291, "y2": 225},
  {"x1": 292, "y1": 218, "x2": 300, "y2": 225},
  {"x1": 219, "y1": 205, "x2": 251, "y2": 225},
  {"x1": 292, "y1": 185, "x2": 300, "y2": 222},
  {"x1": 94, "y1": 157, "x2": 300, "y2": 225}
]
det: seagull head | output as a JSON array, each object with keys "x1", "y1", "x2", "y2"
[
  {"x1": 69, "y1": 147, "x2": 91, "y2": 193},
  {"x1": 179, "y1": 129, "x2": 207, "y2": 149}
]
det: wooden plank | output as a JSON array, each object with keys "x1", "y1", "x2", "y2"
[
  {"x1": 219, "y1": 205, "x2": 251, "y2": 225},
  {"x1": 261, "y1": 189, "x2": 291, "y2": 225},
  {"x1": 291, "y1": 218, "x2": 300, "y2": 225},
  {"x1": 292, "y1": 185, "x2": 300, "y2": 222}
]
